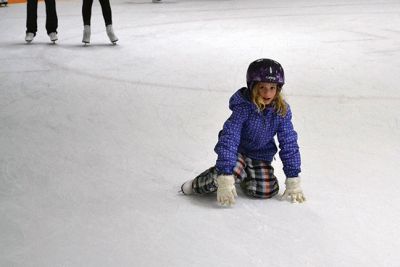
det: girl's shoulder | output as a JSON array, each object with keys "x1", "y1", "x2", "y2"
[
  {"x1": 229, "y1": 87, "x2": 253, "y2": 110},
  {"x1": 225, "y1": 88, "x2": 256, "y2": 121}
]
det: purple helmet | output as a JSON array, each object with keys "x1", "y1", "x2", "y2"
[{"x1": 246, "y1": 58, "x2": 285, "y2": 90}]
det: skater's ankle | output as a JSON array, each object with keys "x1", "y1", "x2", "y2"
[
  {"x1": 25, "y1": 32, "x2": 35, "y2": 42},
  {"x1": 106, "y1": 25, "x2": 118, "y2": 44},
  {"x1": 48, "y1": 32, "x2": 58, "y2": 42},
  {"x1": 82, "y1": 25, "x2": 91, "y2": 44}
]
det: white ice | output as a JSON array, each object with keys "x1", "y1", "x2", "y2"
[{"x1": 1, "y1": 0, "x2": 400, "y2": 266}]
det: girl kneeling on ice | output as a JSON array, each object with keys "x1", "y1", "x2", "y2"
[{"x1": 181, "y1": 59, "x2": 306, "y2": 206}]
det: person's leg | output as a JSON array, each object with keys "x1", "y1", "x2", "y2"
[
  {"x1": 97, "y1": 0, "x2": 118, "y2": 43},
  {"x1": 82, "y1": 0, "x2": 94, "y2": 26},
  {"x1": 98, "y1": 0, "x2": 118, "y2": 43},
  {"x1": 44, "y1": 0, "x2": 58, "y2": 34},
  {"x1": 81, "y1": 0, "x2": 93, "y2": 43},
  {"x1": 184, "y1": 154, "x2": 246, "y2": 195},
  {"x1": 26, "y1": 0, "x2": 38, "y2": 34},
  {"x1": 240, "y1": 157, "x2": 279, "y2": 199},
  {"x1": 191, "y1": 167, "x2": 218, "y2": 194},
  {"x1": 98, "y1": 0, "x2": 112, "y2": 26}
]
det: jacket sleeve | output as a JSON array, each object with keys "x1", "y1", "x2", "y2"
[
  {"x1": 277, "y1": 105, "x2": 301, "y2": 178},
  {"x1": 214, "y1": 103, "x2": 249, "y2": 175}
]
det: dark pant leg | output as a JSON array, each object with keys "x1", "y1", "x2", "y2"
[
  {"x1": 192, "y1": 167, "x2": 218, "y2": 194},
  {"x1": 98, "y1": 0, "x2": 112, "y2": 26},
  {"x1": 82, "y1": 0, "x2": 94, "y2": 26},
  {"x1": 192, "y1": 154, "x2": 246, "y2": 195},
  {"x1": 44, "y1": 0, "x2": 58, "y2": 34},
  {"x1": 26, "y1": 0, "x2": 38, "y2": 34}
]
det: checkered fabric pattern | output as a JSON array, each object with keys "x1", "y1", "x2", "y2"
[{"x1": 193, "y1": 154, "x2": 279, "y2": 199}]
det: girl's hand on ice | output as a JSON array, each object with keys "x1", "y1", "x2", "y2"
[
  {"x1": 280, "y1": 177, "x2": 306, "y2": 203},
  {"x1": 216, "y1": 175, "x2": 237, "y2": 206}
]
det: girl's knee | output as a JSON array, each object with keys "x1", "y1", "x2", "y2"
[{"x1": 240, "y1": 179, "x2": 279, "y2": 199}]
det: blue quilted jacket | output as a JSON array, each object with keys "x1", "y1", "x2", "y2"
[{"x1": 214, "y1": 87, "x2": 301, "y2": 178}]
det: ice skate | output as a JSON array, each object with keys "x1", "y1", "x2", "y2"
[
  {"x1": 25, "y1": 32, "x2": 35, "y2": 43},
  {"x1": 48, "y1": 32, "x2": 58, "y2": 43},
  {"x1": 106, "y1": 25, "x2": 118, "y2": 44},
  {"x1": 180, "y1": 179, "x2": 194, "y2": 195},
  {"x1": 82, "y1": 25, "x2": 91, "y2": 44}
]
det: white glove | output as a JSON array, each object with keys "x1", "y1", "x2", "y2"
[
  {"x1": 281, "y1": 177, "x2": 306, "y2": 203},
  {"x1": 216, "y1": 175, "x2": 237, "y2": 206}
]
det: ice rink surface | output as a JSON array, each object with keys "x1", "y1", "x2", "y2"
[{"x1": 1, "y1": 0, "x2": 400, "y2": 266}]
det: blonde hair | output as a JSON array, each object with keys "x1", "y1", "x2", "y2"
[{"x1": 251, "y1": 83, "x2": 288, "y2": 116}]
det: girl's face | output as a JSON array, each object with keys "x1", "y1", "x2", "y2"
[{"x1": 256, "y1": 82, "x2": 277, "y2": 105}]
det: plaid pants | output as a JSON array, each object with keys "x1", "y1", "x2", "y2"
[{"x1": 193, "y1": 154, "x2": 279, "y2": 199}]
